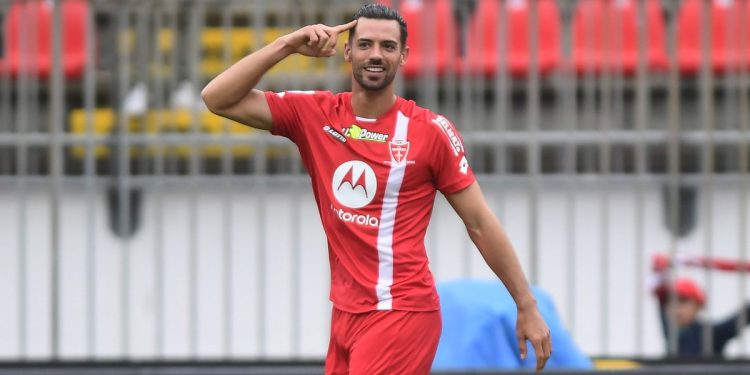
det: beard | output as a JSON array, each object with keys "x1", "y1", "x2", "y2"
[{"x1": 352, "y1": 63, "x2": 398, "y2": 92}]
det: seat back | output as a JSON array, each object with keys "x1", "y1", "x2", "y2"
[
  {"x1": 400, "y1": 0, "x2": 457, "y2": 79},
  {"x1": 572, "y1": 0, "x2": 667, "y2": 74},
  {"x1": 677, "y1": 0, "x2": 750, "y2": 73},
  {"x1": 2, "y1": 0, "x2": 88, "y2": 78},
  {"x1": 466, "y1": 0, "x2": 560, "y2": 77}
]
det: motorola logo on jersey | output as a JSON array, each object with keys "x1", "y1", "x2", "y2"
[
  {"x1": 330, "y1": 205, "x2": 379, "y2": 227},
  {"x1": 332, "y1": 161, "x2": 377, "y2": 208}
]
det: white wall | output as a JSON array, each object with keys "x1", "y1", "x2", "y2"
[{"x1": 1, "y1": 182, "x2": 749, "y2": 360}]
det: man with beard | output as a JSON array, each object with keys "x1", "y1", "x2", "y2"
[{"x1": 201, "y1": 4, "x2": 551, "y2": 374}]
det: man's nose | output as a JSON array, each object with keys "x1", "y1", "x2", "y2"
[{"x1": 369, "y1": 45, "x2": 384, "y2": 60}]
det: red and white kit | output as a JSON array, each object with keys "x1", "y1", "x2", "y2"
[
  {"x1": 265, "y1": 90, "x2": 475, "y2": 373},
  {"x1": 266, "y1": 90, "x2": 475, "y2": 312}
]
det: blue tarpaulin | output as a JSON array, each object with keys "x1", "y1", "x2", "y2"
[{"x1": 434, "y1": 279, "x2": 593, "y2": 371}]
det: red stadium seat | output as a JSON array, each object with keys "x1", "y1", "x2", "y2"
[
  {"x1": 399, "y1": 0, "x2": 458, "y2": 79},
  {"x1": 677, "y1": 0, "x2": 750, "y2": 74},
  {"x1": 0, "y1": 0, "x2": 89, "y2": 79},
  {"x1": 465, "y1": 0, "x2": 561, "y2": 76},
  {"x1": 571, "y1": 0, "x2": 668, "y2": 74}
]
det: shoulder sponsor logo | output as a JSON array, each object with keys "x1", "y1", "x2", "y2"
[
  {"x1": 323, "y1": 125, "x2": 347, "y2": 143},
  {"x1": 432, "y1": 116, "x2": 464, "y2": 156},
  {"x1": 342, "y1": 124, "x2": 389, "y2": 143},
  {"x1": 332, "y1": 160, "x2": 377, "y2": 209}
]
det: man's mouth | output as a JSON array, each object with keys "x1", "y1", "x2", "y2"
[{"x1": 364, "y1": 66, "x2": 385, "y2": 73}]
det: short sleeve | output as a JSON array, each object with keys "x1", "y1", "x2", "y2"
[
  {"x1": 264, "y1": 90, "x2": 317, "y2": 143},
  {"x1": 430, "y1": 114, "x2": 476, "y2": 194}
]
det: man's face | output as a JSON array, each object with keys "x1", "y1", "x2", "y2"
[
  {"x1": 345, "y1": 17, "x2": 408, "y2": 92},
  {"x1": 668, "y1": 296, "x2": 702, "y2": 327}
]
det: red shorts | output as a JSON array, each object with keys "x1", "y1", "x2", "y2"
[{"x1": 325, "y1": 308, "x2": 442, "y2": 375}]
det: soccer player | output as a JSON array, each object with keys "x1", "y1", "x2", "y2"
[{"x1": 201, "y1": 4, "x2": 551, "y2": 374}]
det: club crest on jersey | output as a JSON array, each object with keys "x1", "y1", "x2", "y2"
[
  {"x1": 389, "y1": 140, "x2": 410, "y2": 164},
  {"x1": 342, "y1": 124, "x2": 389, "y2": 143}
]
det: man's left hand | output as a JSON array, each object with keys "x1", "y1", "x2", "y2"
[{"x1": 516, "y1": 303, "x2": 552, "y2": 372}]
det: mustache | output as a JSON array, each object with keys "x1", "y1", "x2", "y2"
[{"x1": 363, "y1": 59, "x2": 384, "y2": 66}]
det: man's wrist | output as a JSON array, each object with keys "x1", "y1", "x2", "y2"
[
  {"x1": 516, "y1": 296, "x2": 538, "y2": 312},
  {"x1": 273, "y1": 36, "x2": 297, "y2": 56}
]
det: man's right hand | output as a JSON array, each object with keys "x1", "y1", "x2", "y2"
[
  {"x1": 202, "y1": 20, "x2": 357, "y2": 131},
  {"x1": 280, "y1": 20, "x2": 358, "y2": 58}
]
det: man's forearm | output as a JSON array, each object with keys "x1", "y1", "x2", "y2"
[
  {"x1": 468, "y1": 214, "x2": 537, "y2": 310},
  {"x1": 201, "y1": 38, "x2": 294, "y2": 110}
]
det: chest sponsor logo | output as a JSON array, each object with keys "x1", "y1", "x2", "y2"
[
  {"x1": 332, "y1": 160, "x2": 377, "y2": 209},
  {"x1": 342, "y1": 124, "x2": 389, "y2": 143},
  {"x1": 322, "y1": 125, "x2": 347, "y2": 143},
  {"x1": 432, "y1": 116, "x2": 464, "y2": 156},
  {"x1": 388, "y1": 140, "x2": 410, "y2": 164},
  {"x1": 330, "y1": 205, "x2": 379, "y2": 227}
]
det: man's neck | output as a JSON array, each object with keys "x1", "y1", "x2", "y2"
[{"x1": 350, "y1": 85, "x2": 397, "y2": 119}]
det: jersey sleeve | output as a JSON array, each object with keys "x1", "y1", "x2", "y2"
[
  {"x1": 264, "y1": 90, "x2": 318, "y2": 143},
  {"x1": 429, "y1": 114, "x2": 476, "y2": 194}
]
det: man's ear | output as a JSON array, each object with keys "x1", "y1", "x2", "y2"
[
  {"x1": 344, "y1": 41, "x2": 352, "y2": 62},
  {"x1": 399, "y1": 45, "x2": 409, "y2": 67}
]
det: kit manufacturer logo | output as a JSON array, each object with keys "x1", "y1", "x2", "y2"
[{"x1": 322, "y1": 125, "x2": 347, "y2": 143}]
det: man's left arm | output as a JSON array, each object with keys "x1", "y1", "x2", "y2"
[{"x1": 445, "y1": 181, "x2": 552, "y2": 372}]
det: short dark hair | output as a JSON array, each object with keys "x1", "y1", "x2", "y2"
[{"x1": 349, "y1": 3, "x2": 408, "y2": 47}]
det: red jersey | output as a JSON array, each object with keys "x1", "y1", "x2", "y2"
[{"x1": 265, "y1": 90, "x2": 475, "y2": 313}]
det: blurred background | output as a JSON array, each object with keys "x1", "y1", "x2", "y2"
[{"x1": 1, "y1": 0, "x2": 750, "y2": 373}]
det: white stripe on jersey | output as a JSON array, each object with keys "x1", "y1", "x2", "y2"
[{"x1": 375, "y1": 111, "x2": 410, "y2": 310}]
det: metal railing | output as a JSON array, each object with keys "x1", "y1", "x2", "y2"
[{"x1": 0, "y1": 0, "x2": 749, "y2": 362}]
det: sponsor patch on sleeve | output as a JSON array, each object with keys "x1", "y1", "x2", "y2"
[{"x1": 431, "y1": 115, "x2": 465, "y2": 156}]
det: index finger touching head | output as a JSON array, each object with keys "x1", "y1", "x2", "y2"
[{"x1": 334, "y1": 19, "x2": 357, "y2": 33}]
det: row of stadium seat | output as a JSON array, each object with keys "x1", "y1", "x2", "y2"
[
  {"x1": 390, "y1": 0, "x2": 750, "y2": 76},
  {"x1": 3, "y1": 0, "x2": 750, "y2": 80},
  {"x1": 68, "y1": 108, "x2": 275, "y2": 159},
  {"x1": 135, "y1": 27, "x2": 349, "y2": 77}
]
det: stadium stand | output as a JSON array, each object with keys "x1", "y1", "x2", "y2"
[
  {"x1": 0, "y1": 0, "x2": 745, "y2": 177},
  {"x1": 465, "y1": 0, "x2": 561, "y2": 77},
  {"x1": 0, "y1": 0, "x2": 88, "y2": 79},
  {"x1": 3, "y1": 1, "x2": 750, "y2": 372},
  {"x1": 571, "y1": 0, "x2": 668, "y2": 74},
  {"x1": 677, "y1": 0, "x2": 750, "y2": 74}
]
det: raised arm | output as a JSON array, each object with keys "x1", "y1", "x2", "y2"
[
  {"x1": 713, "y1": 303, "x2": 750, "y2": 350},
  {"x1": 445, "y1": 182, "x2": 551, "y2": 372},
  {"x1": 200, "y1": 20, "x2": 357, "y2": 130}
]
